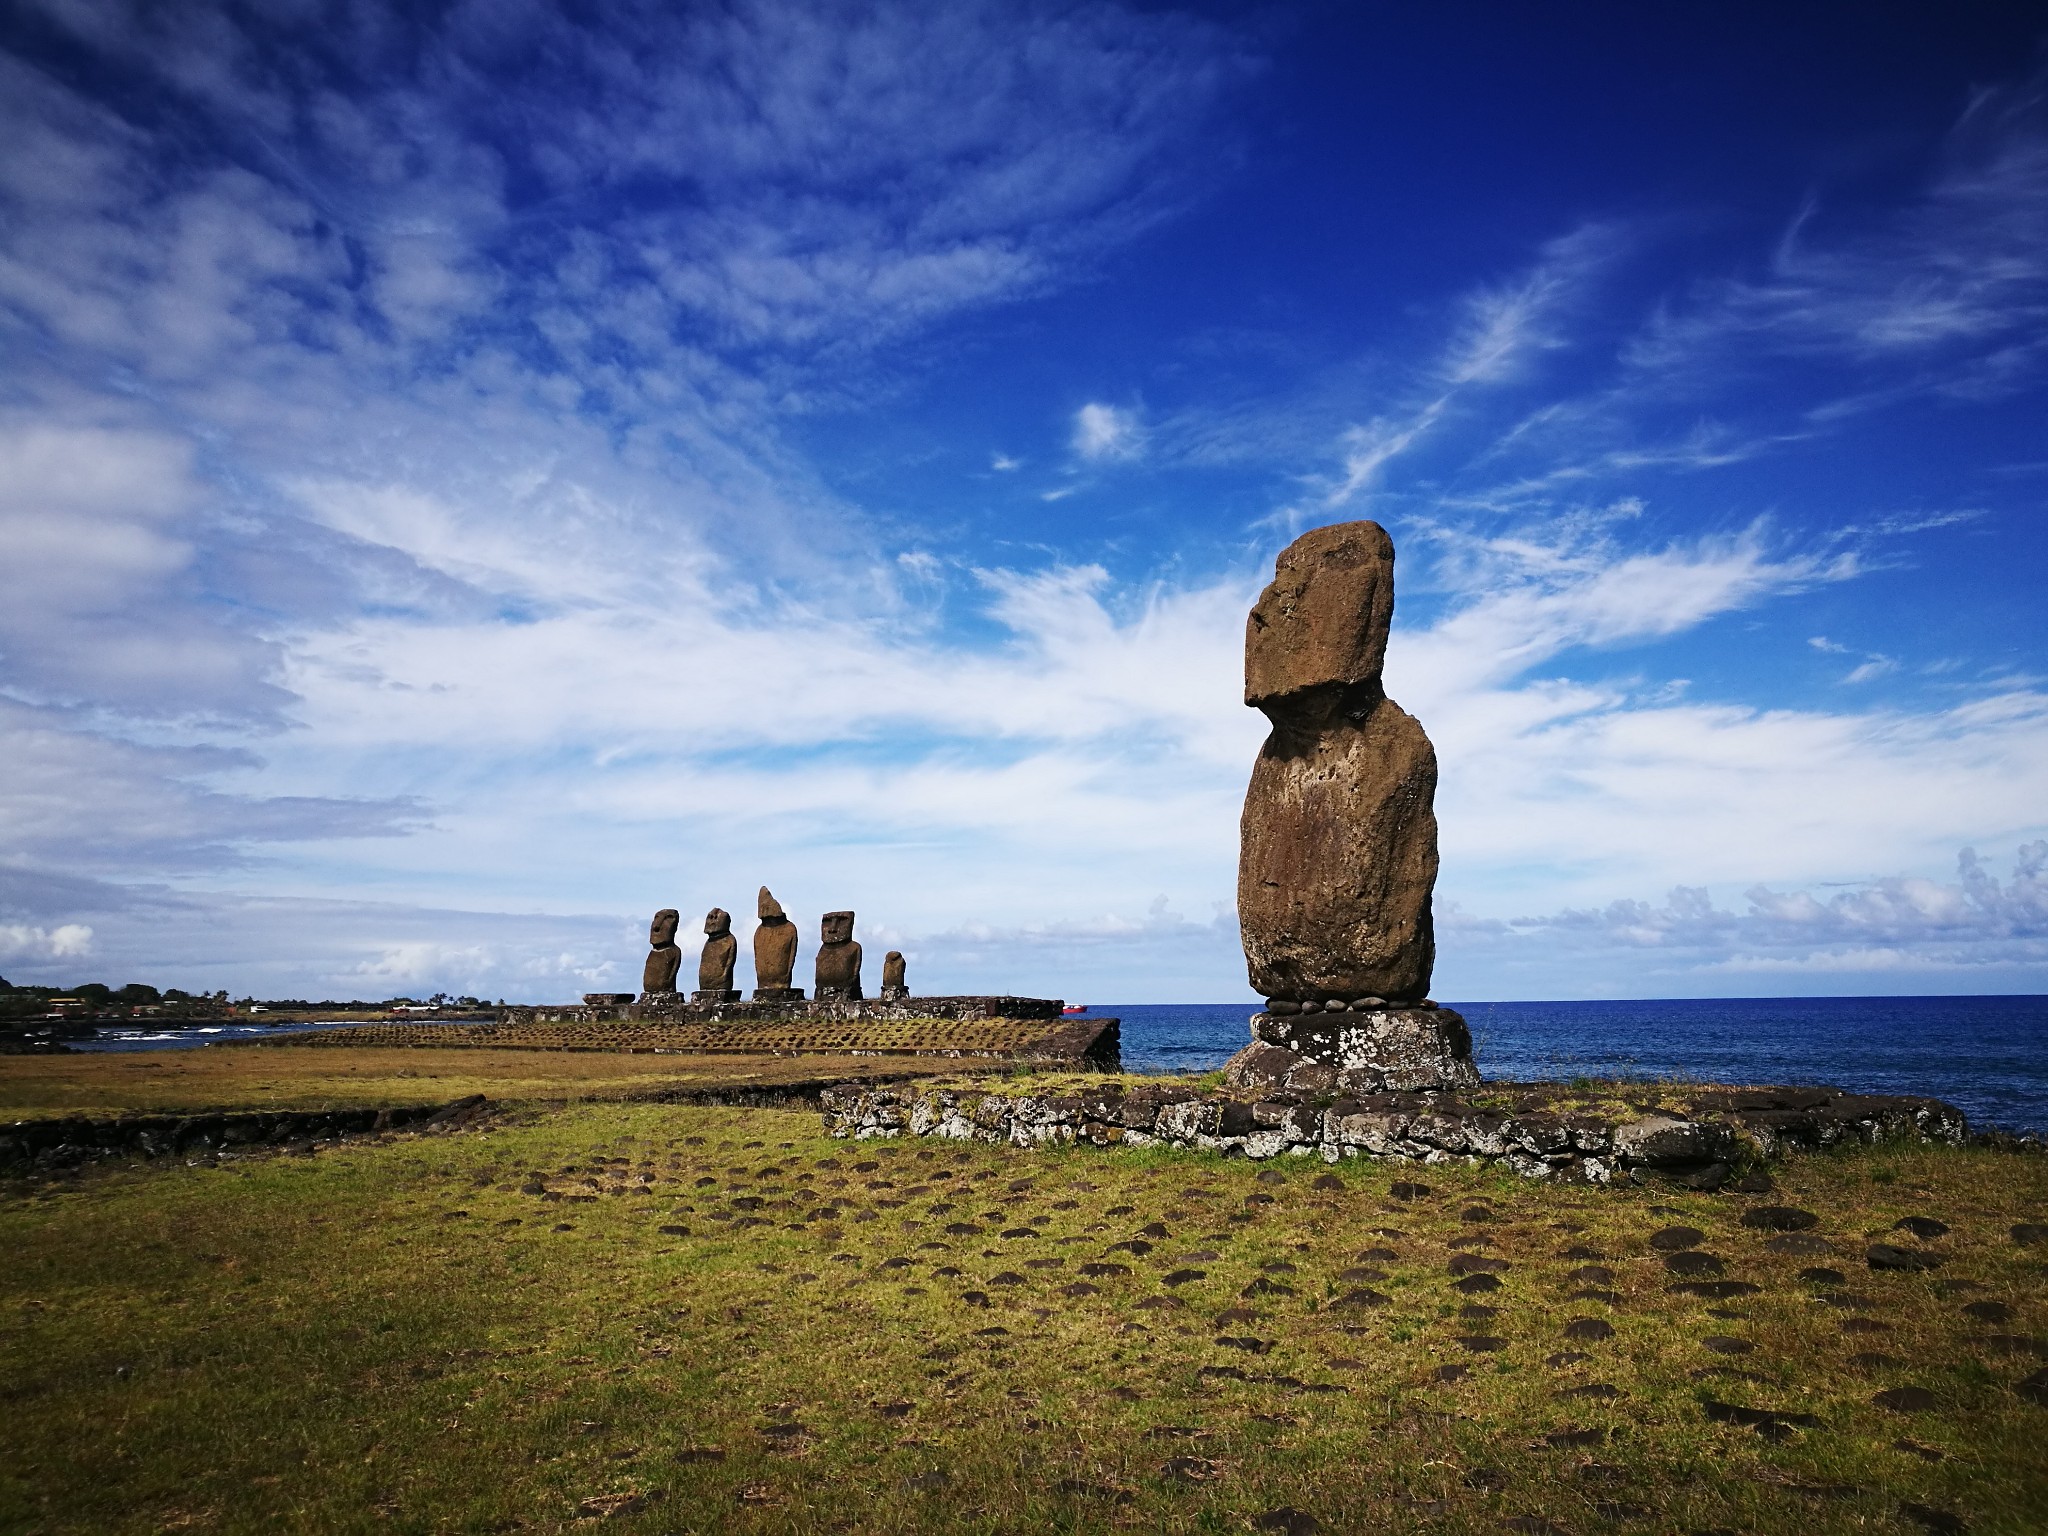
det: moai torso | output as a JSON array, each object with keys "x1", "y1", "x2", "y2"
[
  {"x1": 752, "y1": 887, "x2": 802, "y2": 998},
  {"x1": 698, "y1": 908, "x2": 738, "y2": 994},
  {"x1": 814, "y1": 910, "x2": 863, "y2": 999},
  {"x1": 642, "y1": 908, "x2": 682, "y2": 996}
]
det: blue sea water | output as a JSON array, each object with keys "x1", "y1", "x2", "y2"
[
  {"x1": 1107, "y1": 995, "x2": 2048, "y2": 1136},
  {"x1": 71, "y1": 1019, "x2": 478, "y2": 1051}
]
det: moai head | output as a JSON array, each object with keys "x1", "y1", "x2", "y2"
[
  {"x1": 1245, "y1": 521, "x2": 1396, "y2": 719},
  {"x1": 820, "y1": 910, "x2": 855, "y2": 946},
  {"x1": 758, "y1": 886, "x2": 787, "y2": 923},
  {"x1": 649, "y1": 908, "x2": 680, "y2": 948},
  {"x1": 704, "y1": 908, "x2": 731, "y2": 937}
]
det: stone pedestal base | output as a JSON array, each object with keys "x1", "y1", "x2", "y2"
[
  {"x1": 630, "y1": 990, "x2": 677, "y2": 1007},
  {"x1": 879, "y1": 986, "x2": 909, "y2": 1002},
  {"x1": 1224, "y1": 1005, "x2": 1478, "y2": 1095},
  {"x1": 815, "y1": 985, "x2": 863, "y2": 1002},
  {"x1": 752, "y1": 987, "x2": 805, "y2": 1002},
  {"x1": 691, "y1": 989, "x2": 740, "y2": 1005}
]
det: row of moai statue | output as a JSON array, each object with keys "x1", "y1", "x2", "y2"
[{"x1": 640, "y1": 886, "x2": 908, "y2": 1005}]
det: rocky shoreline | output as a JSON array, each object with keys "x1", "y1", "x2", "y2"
[{"x1": 821, "y1": 1077, "x2": 1973, "y2": 1185}]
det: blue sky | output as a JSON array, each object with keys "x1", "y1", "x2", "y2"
[{"x1": 1, "y1": 0, "x2": 2045, "y2": 1002}]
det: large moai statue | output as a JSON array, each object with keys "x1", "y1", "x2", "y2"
[
  {"x1": 1239, "y1": 520, "x2": 1436, "y2": 1001},
  {"x1": 880, "y1": 950, "x2": 908, "y2": 1001},
  {"x1": 1227, "y1": 521, "x2": 1478, "y2": 1095},
  {"x1": 752, "y1": 887, "x2": 803, "y2": 1001},
  {"x1": 814, "y1": 911, "x2": 863, "y2": 1001},
  {"x1": 693, "y1": 908, "x2": 740, "y2": 1004},
  {"x1": 640, "y1": 908, "x2": 682, "y2": 999}
]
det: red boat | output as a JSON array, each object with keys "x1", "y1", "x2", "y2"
[{"x1": 1061, "y1": 1004, "x2": 1088, "y2": 1016}]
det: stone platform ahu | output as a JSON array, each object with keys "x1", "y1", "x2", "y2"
[
  {"x1": 466, "y1": 886, "x2": 1125, "y2": 1067},
  {"x1": 1228, "y1": 520, "x2": 1478, "y2": 1097}
]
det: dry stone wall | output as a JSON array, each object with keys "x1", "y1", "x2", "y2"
[
  {"x1": 1, "y1": 1095, "x2": 492, "y2": 1173},
  {"x1": 821, "y1": 1079, "x2": 1968, "y2": 1186}
]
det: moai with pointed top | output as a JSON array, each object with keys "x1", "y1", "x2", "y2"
[
  {"x1": 814, "y1": 911, "x2": 863, "y2": 1001},
  {"x1": 1227, "y1": 520, "x2": 1478, "y2": 1094},
  {"x1": 880, "y1": 950, "x2": 908, "y2": 1001},
  {"x1": 692, "y1": 908, "x2": 740, "y2": 1004},
  {"x1": 640, "y1": 908, "x2": 682, "y2": 1000},
  {"x1": 751, "y1": 887, "x2": 804, "y2": 1001}
]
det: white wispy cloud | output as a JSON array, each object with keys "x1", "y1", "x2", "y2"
[
  {"x1": 6, "y1": 0, "x2": 1243, "y2": 371},
  {"x1": 1439, "y1": 223, "x2": 1625, "y2": 387},
  {"x1": 1399, "y1": 518, "x2": 1855, "y2": 693},
  {"x1": 1072, "y1": 401, "x2": 1146, "y2": 461},
  {"x1": 1623, "y1": 69, "x2": 2048, "y2": 400},
  {"x1": 1290, "y1": 78, "x2": 2048, "y2": 532},
  {"x1": 1304, "y1": 223, "x2": 1626, "y2": 515},
  {"x1": 1844, "y1": 656, "x2": 1899, "y2": 685}
]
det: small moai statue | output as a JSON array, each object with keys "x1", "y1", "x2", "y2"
[
  {"x1": 814, "y1": 910, "x2": 863, "y2": 1001},
  {"x1": 880, "y1": 950, "x2": 908, "y2": 1001},
  {"x1": 692, "y1": 908, "x2": 740, "y2": 1004},
  {"x1": 640, "y1": 908, "x2": 682, "y2": 999},
  {"x1": 751, "y1": 886, "x2": 804, "y2": 1001}
]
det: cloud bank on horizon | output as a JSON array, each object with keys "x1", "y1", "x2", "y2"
[{"x1": 1, "y1": 1, "x2": 2044, "y2": 1001}]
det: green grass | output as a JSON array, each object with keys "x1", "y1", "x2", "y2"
[
  {"x1": 2, "y1": 1102, "x2": 2044, "y2": 1533},
  {"x1": 0, "y1": 1046, "x2": 955, "y2": 1121}
]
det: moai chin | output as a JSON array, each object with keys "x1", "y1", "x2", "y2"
[
  {"x1": 814, "y1": 910, "x2": 863, "y2": 1001},
  {"x1": 751, "y1": 886, "x2": 803, "y2": 1001},
  {"x1": 640, "y1": 908, "x2": 682, "y2": 999},
  {"x1": 880, "y1": 950, "x2": 908, "y2": 1001},
  {"x1": 693, "y1": 907, "x2": 740, "y2": 1004}
]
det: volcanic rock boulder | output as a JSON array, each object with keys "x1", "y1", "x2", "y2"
[{"x1": 1238, "y1": 521, "x2": 1438, "y2": 1004}]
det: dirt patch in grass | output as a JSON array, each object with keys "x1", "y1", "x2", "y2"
[{"x1": 2, "y1": 1101, "x2": 2044, "y2": 1534}]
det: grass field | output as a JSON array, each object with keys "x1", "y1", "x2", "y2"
[
  {"x1": 3, "y1": 1093, "x2": 2045, "y2": 1534},
  {"x1": 0, "y1": 1047, "x2": 961, "y2": 1121}
]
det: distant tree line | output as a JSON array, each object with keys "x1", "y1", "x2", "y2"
[{"x1": 0, "y1": 979, "x2": 503, "y2": 1026}]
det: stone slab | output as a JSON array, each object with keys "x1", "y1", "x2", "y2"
[{"x1": 1227, "y1": 1006, "x2": 1477, "y2": 1094}]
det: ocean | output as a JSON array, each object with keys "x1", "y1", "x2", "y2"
[
  {"x1": 1111, "y1": 995, "x2": 2048, "y2": 1136},
  {"x1": 72, "y1": 995, "x2": 2048, "y2": 1136}
]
